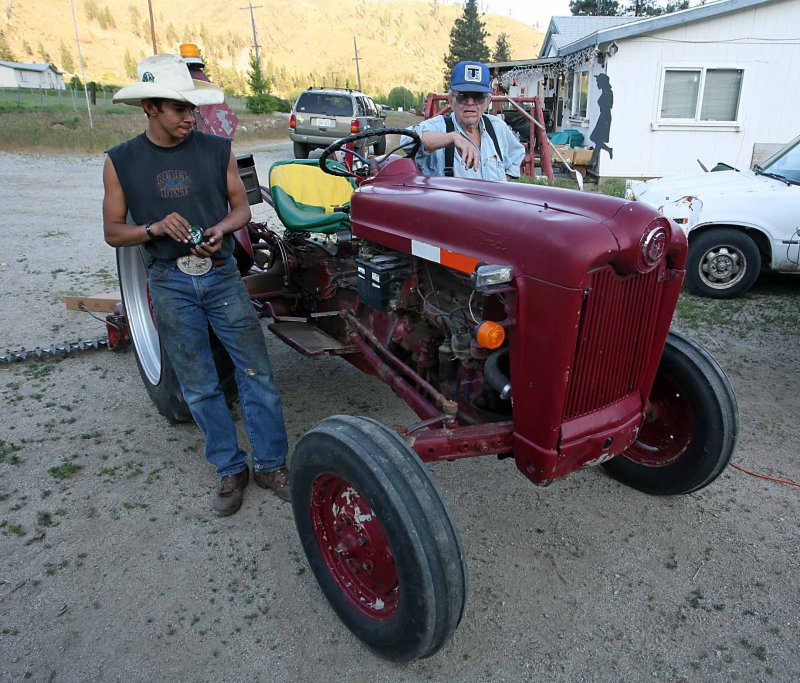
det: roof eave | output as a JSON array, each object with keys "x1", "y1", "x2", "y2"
[{"x1": 557, "y1": 0, "x2": 777, "y2": 55}]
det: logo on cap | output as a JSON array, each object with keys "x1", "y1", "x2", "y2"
[
  {"x1": 141, "y1": 72, "x2": 155, "y2": 83},
  {"x1": 464, "y1": 64, "x2": 483, "y2": 83}
]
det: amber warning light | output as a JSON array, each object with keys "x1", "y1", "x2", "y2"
[{"x1": 476, "y1": 321, "x2": 505, "y2": 350}]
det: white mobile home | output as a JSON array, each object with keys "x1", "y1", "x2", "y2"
[
  {"x1": 509, "y1": 0, "x2": 800, "y2": 178},
  {"x1": 0, "y1": 62, "x2": 65, "y2": 90}
]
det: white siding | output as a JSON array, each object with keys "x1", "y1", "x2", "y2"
[
  {"x1": 594, "y1": 0, "x2": 800, "y2": 177},
  {"x1": 0, "y1": 65, "x2": 18, "y2": 88}
]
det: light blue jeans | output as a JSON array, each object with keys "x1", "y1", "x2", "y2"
[{"x1": 148, "y1": 256, "x2": 288, "y2": 477}]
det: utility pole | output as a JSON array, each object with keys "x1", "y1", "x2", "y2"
[
  {"x1": 146, "y1": 0, "x2": 158, "y2": 55},
  {"x1": 241, "y1": 2, "x2": 263, "y2": 66},
  {"x1": 352, "y1": 37, "x2": 362, "y2": 92},
  {"x1": 68, "y1": 0, "x2": 92, "y2": 127}
]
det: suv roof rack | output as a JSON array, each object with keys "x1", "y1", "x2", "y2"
[{"x1": 306, "y1": 86, "x2": 357, "y2": 93}]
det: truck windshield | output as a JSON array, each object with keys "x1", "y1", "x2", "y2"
[
  {"x1": 761, "y1": 137, "x2": 800, "y2": 184},
  {"x1": 296, "y1": 93, "x2": 354, "y2": 117}
]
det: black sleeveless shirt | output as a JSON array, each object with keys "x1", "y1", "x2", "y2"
[{"x1": 107, "y1": 131, "x2": 235, "y2": 261}]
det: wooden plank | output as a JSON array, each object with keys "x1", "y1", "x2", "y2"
[{"x1": 64, "y1": 292, "x2": 121, "y2": 313}]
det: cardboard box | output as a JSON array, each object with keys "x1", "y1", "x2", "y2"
[
  {"x1": 572, "y1": 148, "x2": 594, "y2": 165},
  {"x1": 551, "y1": 144, "x2": 574, "y2": 164},
  {"x1": 64, "y1": 292, "x2": 121, "y2": 313}
]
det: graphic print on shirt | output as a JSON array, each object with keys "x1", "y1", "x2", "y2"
[{"x1": 156, "y1": 169, "x2": 192, "y2": 198}]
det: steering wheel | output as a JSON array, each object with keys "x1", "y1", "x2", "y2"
[{"x1": 319, "y1": 128, "x2": 422, "y2": 178}]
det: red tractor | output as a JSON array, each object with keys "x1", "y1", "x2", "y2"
[{"x1": 116, "y1": 127, "x2": 737, "y2": 662}]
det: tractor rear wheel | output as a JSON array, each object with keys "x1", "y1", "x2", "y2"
[
  {"x1": 116, "y1": 246, "x2": 236, "y2": 424},
  {"x1": 602, "y1": 331, "x2": 738, "y2": 495},
  {"x1": 290, "y1": 415, "x2": 467, "y2": 662}
]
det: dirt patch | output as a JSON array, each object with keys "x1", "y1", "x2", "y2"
[{"x1": 0, "y1": 149, "x2": 798, "y2": 681}]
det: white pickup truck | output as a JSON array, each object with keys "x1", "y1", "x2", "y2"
[{"x1": 626, "y1": 135, "x2": 800, "y2": 298}]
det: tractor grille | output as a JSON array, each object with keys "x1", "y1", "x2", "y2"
[{"x1": 563, "y1": 267, "x2": 662, "y2": 420}]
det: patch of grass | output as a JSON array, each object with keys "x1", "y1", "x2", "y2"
[
  {"x1": 0, "y1": 441, "x2": 23, "y2": 466},
  {"x1": 48, "y1": 462, "x2": 82, "y2": 480},
  {"x1": 23, "y1": 360, "x2": 57, "y2": 380}
]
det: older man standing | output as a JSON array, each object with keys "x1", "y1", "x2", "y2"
[{"x1": 412, "y1": 61, "x2": 525, "y2": 181}]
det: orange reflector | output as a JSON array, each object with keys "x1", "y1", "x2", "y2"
[
  {"x1": 476, "y1": 321, "x2": 505, "y2": 350},
  {"x1": 180, "y1": 43, "x2": 201, "y2": 58}
]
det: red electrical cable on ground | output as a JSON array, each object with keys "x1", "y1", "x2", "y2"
[{"x1": 730, "y1": 463, "x2": 800, "y2": 488}]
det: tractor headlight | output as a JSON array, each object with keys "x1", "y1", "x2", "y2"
[{"x1": 472, "y1": 264, "x2": 513, "y2": 289}]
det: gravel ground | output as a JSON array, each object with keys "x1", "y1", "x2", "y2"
[{"x1": 0, "y1": 146, "x2": 798, "y2": 682}]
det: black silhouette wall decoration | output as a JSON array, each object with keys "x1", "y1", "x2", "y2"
[{"x1": 589, "y1": 73, "x2": 613, "y2": 167}]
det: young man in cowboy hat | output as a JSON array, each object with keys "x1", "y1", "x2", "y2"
[
  {"x1": 102, "y1": 53, "x2": 290, "y2": 516},
  {"x1": 411, "y1": 61, "x2": 525, "y2": 181}
]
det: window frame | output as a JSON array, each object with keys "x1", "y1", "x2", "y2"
[
  {"x1": 653, "y1": 64, "x2": 745, "y2": 132},
  {"x1": 570, "y1": 70, "x2": 590, "y2": 120}
]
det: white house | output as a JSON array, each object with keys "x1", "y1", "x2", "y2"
[
  {"x1": 0, "y1": 62, "x2": 66, "y2": 90},
  {"x1": 504, "y1": 0, "x2": 800, "y2": 178}
]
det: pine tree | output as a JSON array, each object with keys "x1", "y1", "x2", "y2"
[
  {"x1": 0, "y1": 31, "x2": 15, "y2": 61},
  {"x1": 59, "y1": 40, "x2": 75, "y2": 73},
  {"x1": 492, "y1": 32, "x2": 511, "y2": 62},
  {"x1": 443, "y1": 0, "x2": 490, "y2": 88},
  {"x1": 569, "y1": 0, "x2": 622, "y2": 15},
  {"x1": 123, "y1": 49, "x2": 136, "y2": 79},
  {"x1": 246, "y1": 52, "x2": 276, "y2": 113}
]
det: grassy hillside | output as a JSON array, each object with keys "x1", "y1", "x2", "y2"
[{"x1": 1, "y1": 0, "x2": 542, "y2": 97}]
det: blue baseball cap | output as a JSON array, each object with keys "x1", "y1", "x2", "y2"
[{"x1": 450, "y1": 61, "x2": 492, "y2": 93}]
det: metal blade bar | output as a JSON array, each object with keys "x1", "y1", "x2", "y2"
[{"x1": 0, "y1": 336, "x2": 110, "y2": 364}]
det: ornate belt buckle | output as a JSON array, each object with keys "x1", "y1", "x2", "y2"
[{"x1": 176, "y1": 255, "x2": 212, "y2": 276}]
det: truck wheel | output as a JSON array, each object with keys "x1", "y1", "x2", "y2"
[
  {"x1": 290, "y1": 415, "x2": 467, "y2": 662},
  {"x1": 373, "y1": 136, "x2": 387, "y2": 155},
  {"x1": 116, "y1": 246, "x2": 236, "y2": 424},
  {"x1": 686, "y1": 229, "x2": 761, "y2": 298},
  {"x1": 293, "y1": 141, "x2": 309, "y2": 159},
  {"x1": 602, "y1": 331, "x2": 738, "y2": 495}
]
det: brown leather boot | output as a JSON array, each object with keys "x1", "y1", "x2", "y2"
[
  {"x1": 213, "y1": 468, "x2": 249, "y2": 516},
  {"x1": 253, "y1": 467, "x2": 290, "y2": 502}
]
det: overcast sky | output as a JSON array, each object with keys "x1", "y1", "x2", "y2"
[{"x1": 440, "y1": 0, "x2": 573, "y2": 29}]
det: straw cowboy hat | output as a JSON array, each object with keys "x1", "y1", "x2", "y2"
[{"x1": 113, "y1": 53, "x2": 224, "y2": 106}]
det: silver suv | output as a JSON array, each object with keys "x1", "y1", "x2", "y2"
[{"x1": 289, "y1": 87, "x2": 386, "y2": 159}]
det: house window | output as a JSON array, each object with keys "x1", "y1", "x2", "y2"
[
  {"x1": 20, "y1": 71, "x2": 28, "y2": 82},
  {"x1": 571, "y1": 71, "x2": 589, "y2": 118},
  {"x1": 660, "y1": 68, "x2": 743, "y2": 122}
]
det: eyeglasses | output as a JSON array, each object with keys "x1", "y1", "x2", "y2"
[{"x1": 454, "y1": 92, "x2": 488, "y2": 104}]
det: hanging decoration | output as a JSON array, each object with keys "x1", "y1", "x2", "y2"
[{"x1": 501, "y1": 47, "x2": 598, "y2": 89}]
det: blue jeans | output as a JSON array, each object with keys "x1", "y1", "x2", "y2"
[{"x1": 148, "y1": 256, "x2": 288, "y2": 477}]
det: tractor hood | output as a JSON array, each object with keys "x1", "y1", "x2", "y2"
[{"x1": 351, "y1": 161, "x2": 683, "y2": 289}]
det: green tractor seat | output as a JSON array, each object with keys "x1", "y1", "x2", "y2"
[{"x1": 268, "y1": 159, "x2": 356, "y2": 234}]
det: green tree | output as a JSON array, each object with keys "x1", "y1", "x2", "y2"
[
  {"x1": 84, "y1": 0, "x2": 99, "y2": 21},
  {"x1": 0, "y1": 31, "x2": 15, "y2": 61},
  {"x1": 59, "y1": 40, "x2": 75, "y2": 73},
  {"x1": 37, "y1": 42, "x2": 51, "y2": 63},
  {"x1": 492, "y1": 32, "x2": 511, "y2": 62},
  {"x1": 443, "y1": 0, "x2": 490, "y2": 88},
  {"x1": 123, "y1": 49, "x2": 136, "y2": 79},
  {"x1": 387, "y1": 86, "x2": 414, "y2": 110},
  {"x1": 103, "y1": 6, "x2": 116, "y2": 28},
  {"x1": 246, "y1": 52, "x2": 278, "y2": 113},
  {"x1": 569, "y1": 0, "x2": 621, "y2": 15}
]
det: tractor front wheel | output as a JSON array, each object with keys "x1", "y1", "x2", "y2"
[
  {"x1": 290, "y1": 415, "x2": 467, "y2": 662},
  {"x1": 602, "y1": 331, "x2": 738, "y2": 495}
]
